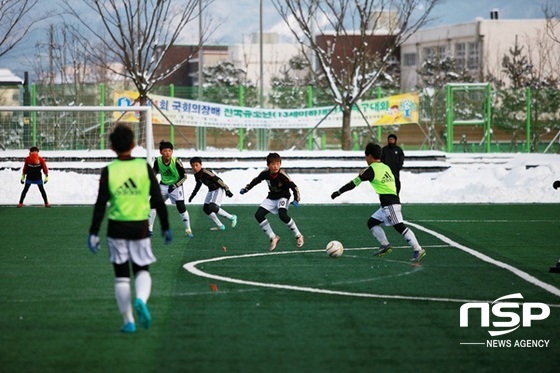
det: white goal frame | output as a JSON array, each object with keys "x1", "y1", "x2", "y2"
[{"x1": 0, "y1": 106, "x2": 155, "y2": 164}]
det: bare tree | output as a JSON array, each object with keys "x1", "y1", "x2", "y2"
[
  {"x1": 543, "y1": 0, "x2": 560, "y2": 44},
  {"x1": 61, "y1": 0, "x2": 216, "y2": 107},
  {"x1": 0, "y1": 0, "x2": 40, "y2": 58},
  {"x1": 272, "y1": 0, "x2": 442, "y2": 149}
]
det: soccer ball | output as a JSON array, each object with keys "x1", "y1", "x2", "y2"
[{"x1": 326, "y1": 240, "x2": 343, "y2": 258}]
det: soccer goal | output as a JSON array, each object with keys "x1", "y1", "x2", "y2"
[
  {"x1": 0, "y1": 105, "x2": 155, "y2": 162},
  {"x1": 445, "y1": 83, "x2": 492, "y2": 152}
]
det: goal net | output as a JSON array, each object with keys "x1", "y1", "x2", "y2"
[{"x1": 0, "y1": 105, "x2": 155, "y2": 162}]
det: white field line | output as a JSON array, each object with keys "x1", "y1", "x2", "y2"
[
  {"x1": 405, "y1": 221, "x2": 560, "y2": 299},
  {"x1": 183, "y1": 239, "x2": 560, "y2": 306}
]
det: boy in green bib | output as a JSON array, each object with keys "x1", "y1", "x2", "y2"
[
  {"x1": 88, "y1": 125, "x2": 172, "y2": 333},
  {"x1": 148, "y1": 140, "x2": 193, "y2": 237},
  {"x1": 331, "y1": 142, "x2": 425, "y2": 262}
]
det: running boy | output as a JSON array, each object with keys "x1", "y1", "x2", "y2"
[
  {"x1": 331, "y1": 142, "x2": 425, "y2": 262},
  {"x1": 88, "y1": 124, "x2": 172, "y2": 333},
  {"x1": 18, "y1": 146, "x2": 50, "y2": 207},
  {"x1": 188, "y1": 156, "x2": 237, "y2": 231},
  {"x1": 239, "y1": 152, "x2": 304, "y2": 251},
  {"x1": 148, "y1": 140, "x2": 193, "y2": 237}
]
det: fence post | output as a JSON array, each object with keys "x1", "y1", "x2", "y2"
[
  {"x1": 376, "y1": 87, "x2": 382, "y2": 141},
  {"x1": 485, "y1": 83, "x2": 492, "y2": 153},
  {"x1": 238, "y1": 85, "x2": 244, "y2": 151},
  {"x1": 169, "y1": 84, "x2": 175, "y2": 145},
  {"x1": 100, "y1": 83, "x2": 105, "y2": 150},
  {"x1": 446, "y1": 85, "x2": 453, "y2": 152},
  {"x1": 525, "y1": 87, "x2": 531, "y2": 153},
  {"x1": 307, "y1": 85, "x2": 313, "y2": 150},
  {"x1": 31, "y1": 83, "x2": 37, "y2": 147}
]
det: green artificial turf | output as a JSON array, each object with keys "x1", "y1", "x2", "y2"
[{"x1": 1, "y1": 204, "x2": 559, "y2": 372}]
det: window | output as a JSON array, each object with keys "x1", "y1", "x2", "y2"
[
  {"x1": 403, "y1": 53, "x2": 416, "y2": 66},
  {"x1": 467, "y1": 42, "x2": 479, "y2": 70},
  {"x1": 423, "y1": 45, "x2": 447, "y2": 63},
  {"x1": 423, "y1": 47, "x2": 436, "y2": 61},
  {"x1": 455, "y1": 43, "x2": 466, "y2": 69}
]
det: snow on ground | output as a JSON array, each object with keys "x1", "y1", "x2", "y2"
[{"x1": 1, "y1": 149, "x2": 559, "y2": 206}]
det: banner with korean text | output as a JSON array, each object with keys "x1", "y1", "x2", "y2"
[{"x1": 113, "y1": 90, "x2": 418, "y2": 129}]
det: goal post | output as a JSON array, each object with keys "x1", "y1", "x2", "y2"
[
  {"x1": 0, "y1": 105, "x2": 155, "y2": 164},
  {"x1": 446, "y1": 83, "x2": 492, "y2": 153}
]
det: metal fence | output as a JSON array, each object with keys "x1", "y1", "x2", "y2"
[{"x1": 0, "y1": 83, "x2": 558, "y2": 153}]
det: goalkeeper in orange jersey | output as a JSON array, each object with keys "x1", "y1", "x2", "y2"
[
  {"x1": 18, "y1": 146, "x2": 50, "y2": 207},
  {"x1": 331, "y1": 142, "x2": 425, "y2": 262},
  {"x1": 188, "y1": 156, "x2": 237, "y2": 231},
  {"x1": 239, "y1": 152, "x2": 304, "y2": 251}
]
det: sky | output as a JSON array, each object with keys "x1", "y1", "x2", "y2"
[
  {"x1": 1, "y1": 149, "x2": 559, "y2": 207},
  {"x1": 0, "y1": 0, "x2": 550, "y2": 79}
]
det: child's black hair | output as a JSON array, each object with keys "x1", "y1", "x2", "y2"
[
  {"x1": 159, "y1": 140, "x2": 173, "y2": 151},
  {"x1": 266, "y1": 152, "x2": 281, "y2": 164},
  {"x1": 189, "y1": 156, "x2": 202, "y2": 165},
  {"x1": 365, "y1": 142, "x2": 382, "y2": 159},
  {"x1": 109, "y1": 125, "x2": 134, "y2": 153}
]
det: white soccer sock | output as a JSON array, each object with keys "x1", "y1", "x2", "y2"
[
  {"x1": 181, "y1": 211, "x2": 191, "y2": 230},
  {"x1": 286, "y1": 219, "x2": 302, "y2": 237},
  {"x1": 208, "y1": 212, "x2": 223, "y2": 227},
  {"x1": 134, "y1": 270, "x2": 152, "y2": 303},
  {"x1": 115, "y1": 277, "x2": 134, "y2": 324},
  {"x1": 148, "y1": 209, "x2": 157, "y2": 231},
  {"x1": 259, "y1": 219, "x2": 276, "y2": 240},
  {"x1": 217, "y1": 208, "x2": 233, "y2": 220},
  {"x1": 402, "y1": 228, "x2": 422, "y2": 251},
  {"x1": 371, "y1": 225, "x2": 390, "y2": 246}
]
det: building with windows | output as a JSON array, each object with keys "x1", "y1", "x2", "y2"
[{"x1": 400, "y1": 15, "x2": 556, "y2": 91}]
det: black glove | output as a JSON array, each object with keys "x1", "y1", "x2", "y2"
[
  {"x1": 168, "y1": 184, "x2": 176, "y2": 193},
  {"x1": 554, "y1": 180, "x2": 560, "y2": 190},
  {"x1": 331, "y1": 191, "x2": 341, "y2": 200},
  {"x1": 188, "y1": 195, "x2": 194, "y2": 203},
  {"x1": 226, "y1": 190, "x2": 233, "y2": 198}
]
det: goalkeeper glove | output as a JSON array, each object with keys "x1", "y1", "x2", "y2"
[
  {"x1": 226, "y1": 190, "x2": 233, "y2": 198},
  {"x1": 331, "y1": 191, "x2": 341, "y2": 200},
  {"x1": 168, "y1": 184, "x2": 176, "y2": 193},
  {"x1": 44, "y1": 175, "x2": 49, "y2": 184},
  {"x1": 87, "y1": 234, "x2": 101, "y2": 254},
  {"x1": 239, "y1": 188, "x2": 248, "y2": 195},
  {"x1": 554, "y1": 180, "x2": 560, "y2": 190},
  {"x1": 20, "y1": 175, "x2": 25, "y2": 184},
  {"x1": 162, "y1": 229, "x2": 173, "y2": 244},
  {"x1": 291, "y1": 200, "x2": 299, "y2": 207}
]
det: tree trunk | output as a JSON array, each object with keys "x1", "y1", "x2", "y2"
[{"x1": 341, "y1": 108, "x2": 353, "y2": 150}]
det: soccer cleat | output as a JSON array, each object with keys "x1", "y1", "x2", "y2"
[
  {"x1": 410, "y1": 249, "x2": 426, "y2": 262},
  {"x1": 270, "y1": 236, "x2": 280, "y2": 251},
  {"x1": 296, "y1": 235, "x2": 304, "y2": 248},
  {"x1": 134, "y1": 298, "x2": 152, "y2": 329},
  {"x1": 148, "y1": 230, "x2": 153, "y2": 237},
  {"x1": 373, "y1": 244, "x2": 393, "y2": 257},
  {"x1": 44, "y1": 203, "x2": 51, "y2": 208},
  {"x1": 17, "y1": 203, "x2": 23, "y2": 208},
  {"x1": 120, "y1": 322, "x2": 136, "y2": 333},
  {"x1": 211, "y1": 225, "x2": 226, "y2": 231},
  {"x1": 230, "y1": 215, "x2": 238, "y2": 228},
  {"x1": 185, "y1": 229, "x2": 194, "y2": 238},
  {"x1": 549, "y1": 263, "x2": 560, "y2": 273}
]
